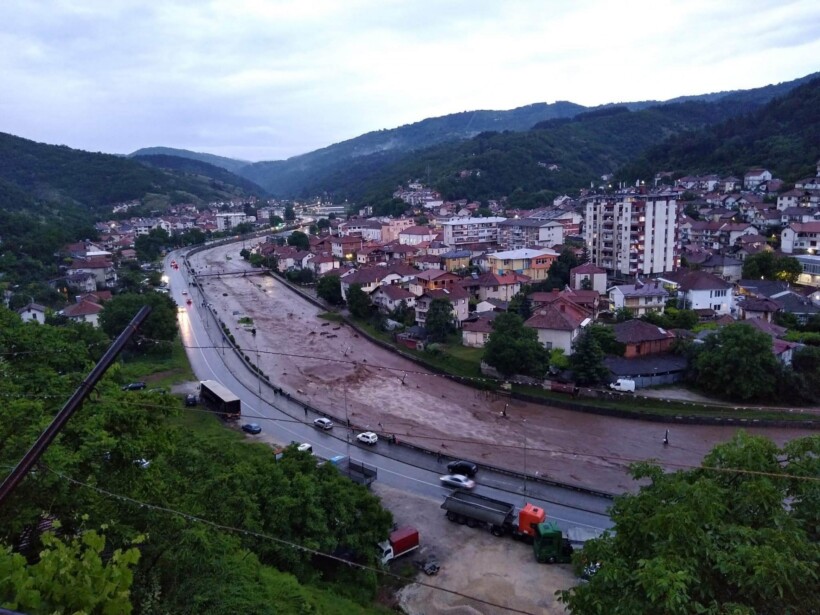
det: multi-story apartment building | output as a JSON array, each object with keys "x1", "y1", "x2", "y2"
[
  {"x1": 497, "y1": 218, "x2": 564, "y2": 250},
  {"x1": 585, "y1": 194, "x2": 679, "y2": 276},
  {"x1": 441, "y1": 217, "x2": 506, "y2": 249},
  {"x1": 216, "y1": 212, "x2": 251, "y2": 231}
]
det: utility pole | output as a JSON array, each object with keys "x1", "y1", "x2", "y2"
[{"x1": 0, "y1": 306, "x2": 151, "y2": 507}]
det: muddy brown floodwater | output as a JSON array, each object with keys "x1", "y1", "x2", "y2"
[{"x1": 189, "y1": 243, "x2": 815, "y2": 494}]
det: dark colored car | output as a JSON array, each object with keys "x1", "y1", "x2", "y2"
[
  {"x1": 184, "y1": 394, "x2": 198, "y2": 407},
  {"x1": 242, "y1": 423, "x2": 262, "y2": 435},
  {"x1": 122, "y1": 382, "x2": 146, "y2": 391},
  {"x1": 447, "y1": 460, "x2": 478, "y2": 477}
]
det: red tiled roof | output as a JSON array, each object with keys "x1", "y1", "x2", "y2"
[
  {"x1": 524, "y1": 300, "x2": 588, "y2": 331},
  {"x1": 63, "y1": 299, "x2": 103, "y2": 317},
  {"x1": 613, "y1": 320, "x2": 673, "y2": 344},
  {"x1": 570, "y1": 263, "x2": 605, "y2": 275}
]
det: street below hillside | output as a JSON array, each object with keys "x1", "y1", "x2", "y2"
[{"x1": 186, "y1": 241, "x2": 815, "y2": 494}]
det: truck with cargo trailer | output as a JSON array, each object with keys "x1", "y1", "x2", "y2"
[
  {"x1": 378, "y1": 526, "x2": 420, "y2": 564},
  {"x1": 199, "y1": 380, "x2": 241, "y2": 421},
  {"x1": 441, "y1": 492, "x2": 574, "y2": 563}
]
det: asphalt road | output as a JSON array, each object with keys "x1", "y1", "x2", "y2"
[{"x1": 165, "y1": 248, "x2": 613, "y2": 538}]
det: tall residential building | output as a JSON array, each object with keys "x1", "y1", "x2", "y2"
[
  {"x1": 585, "y1": 194, "x2": 679, "y2": 276},
  {"x1": 497, "y1": 218, "x2": 564, "y2": 250},
  {"x1": 441, "y1": 216, "x2": 507, "y2": 249}
]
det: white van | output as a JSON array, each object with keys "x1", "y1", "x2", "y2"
[{"x1": 609, "y1": 378, "x2": 636, "y2": 393}]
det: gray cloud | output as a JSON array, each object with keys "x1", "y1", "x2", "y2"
[{"x1": 0, "y1": 0, "x2": 818, "y2": 161}]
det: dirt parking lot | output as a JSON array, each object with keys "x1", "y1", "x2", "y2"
[
  {"x1": 187, "y1": 243, "x2": 814, "y2": 494},
  {"x1": 374, "y1": 483, "x2": 575, "y2": 615}
]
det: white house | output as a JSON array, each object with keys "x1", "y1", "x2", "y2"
[
  {"x1": 62, "y1": 299, "x2": 104, "y2": 327},
  {"x1": 414, "y1": 287, "x2": 470, "y2": 328},
  {"x1": 371, "y1": 285, "x2": 416, "y2": 314},
  {"x1": 781, "y1": 222, "x2": 820, "y2": 254},
  {"x1": 608, "y1": 282, "x2": 668, "y2": 317},
  {"x1": 743, "y1": 168, "x2": 772, "y2": 190},
  {"x1": 17, "y1": 302, "x2": 47, "y2": 323},
  {"x1": 523, "y1": 297, "x2": 591, "y2": 354},
  {"x1": 674, "y1": 270, "x2": 735, "y2": 316}
]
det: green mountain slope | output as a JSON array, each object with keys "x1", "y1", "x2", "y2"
[
  {"x1": 239, "y1": 101, "x2": 588, "y2": 195},
  {"x1": 620, "y1": 77, "x2": 820, "y2": 182},
  {"x1": 293, "y1": 97, "x2": 781, "y2": 207},
  {"x1": 0, "y1": 132, "x2": 259, "y2": 212},
  {"x1": 129, "y1": 146, "x2": 250, "y2": 174},
  {"x1": 236, "y1": 73, "x2": 815, "y2": 199},
  {"x1": 133, "y1": 153, "x2": 267, "y2": 196}
]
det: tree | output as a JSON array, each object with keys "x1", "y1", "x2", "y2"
[
  {"x1": 99, "y1": 292, "x2": 178, "y2": 345},
  {"x1": 742, "y1": 251, "x2": 802, "y2": 283},
  {"x1": 390, "y1": 299, "x2": 416, "y2": 326},
  {"x1": 424, "y1": 298, "x2": 454, "y2": 342},
  {"x1": 586, "y1": 324, "x2": 625, "y2": 356},
  {"x1": 692, "y1": 323, "x2": 779, "y2": 401},
  {"x1": 317, "y1": 218, "x2": 331, "y2": 231},
  {"x1": 483, "y1": 312, "x2": 550, "y2": 379},
  {"x1": 316, "y1": 275, "x2": 343, "y2": 305},
  {"x1": 269, "y1": 214, "x2": 284, "y2": 227},
  {"x1": 134, "y1": 228, "x2": 170, "y2": 262},
  {"x1": 287, "y1": 231, "x2": 309, "y2": 251},
  {"x1": 309, "y1": 223, "x2": 319, "y2": 235},
  {"x1": 508, "y1": 291, "x2": 533, "y2": 319},
  {"x1": 559, "y1": 432, "x2": 820, "y2": 615},
  {"x1": 0, "y1": 529, "x2": 141, "y2": 614},
  {"x1": 346, "y1": 284, "x2": 372, "y2": 319},
  {"x1": 570, "y1": 329, "x2": 609, "y2": 385},
  {"x1": 284, "y1": 205, "x2": 295, "y2": 221}
]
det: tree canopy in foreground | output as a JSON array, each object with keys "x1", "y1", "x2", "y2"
[{"x1": 560, "y1": 431, "x2": 820, "y2": 615}]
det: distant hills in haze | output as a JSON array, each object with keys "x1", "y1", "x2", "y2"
[
  {"x1": 129, "y1": 146, "x2": 251, "y2": 175},
  {"x1": 132, "y1": 71, "x2": 818, "y2": 200}
]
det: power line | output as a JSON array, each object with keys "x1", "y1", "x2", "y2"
[{"x1": 48, "y1": 465, "x2": 539, "y2": 615}]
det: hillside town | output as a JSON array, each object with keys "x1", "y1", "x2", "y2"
[{"x1": 18, "y1": 159, "x2": 820, "y2": 397}]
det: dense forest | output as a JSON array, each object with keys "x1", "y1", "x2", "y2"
[
  {"x1": 620, "y1": 76, "x2": 820, "y2": 183},
  {"x1": 129, "y1": 146, "x2": 252, "y2": 175},
  {"x1": 0, "y1": 133, "x2": 263, "y2": 289},
  {"x1": 0, "y1": 307, "x2": 392, "y2": 613},
  {"x1": 132, "y1": 154, "x2": 267, "y2": 197},
  {"x1": 279, "y1": 94, "x2": 787, "y2": 208}
]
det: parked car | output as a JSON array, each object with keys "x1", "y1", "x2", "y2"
[
  {"x1": 439, "y1": 474, "x2": 476, "y2": 490},
  {"x1": 241, "y1": 423, "x2": 262, "y2": 434},
  {"x1": 184, "y1": 394, "x2": 198, "y2": 407},
  {"x1": 296, "y1": 443, "x2": 313, "y2": 453},
  {"x1": 356, "y1": 432, "x2": 378, "y2": 445},
  {"x1": 447, "y1": 460, "x2": 478, "y2": 477},
  {"x1": 122, "y1": 382, "x2": 146, "y2": 391},
  {"x1": 313, "y1": 417, "x2": 333, "y2": 430}
]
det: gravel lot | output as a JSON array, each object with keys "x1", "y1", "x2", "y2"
[{"x1": 374, "y1": 483, "x2": 575, "y2": 615}]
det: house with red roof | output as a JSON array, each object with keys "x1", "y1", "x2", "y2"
[
  {"x1": 781, "y1": 221, "x2": 820, "y2": 254},
  {"x1": 414, "y1": 286, "x2": 470, "y2": 328},
  {"x1": 462, "y1": 312, "x2": 498, "y2": 348},
  {"x1": 372, "y1": 284, "x2": 416, "y2": 314},
  {"x1": 459, "y1": 271, "x2": 527, "y2": 302},
  {"x1": 569, "y1": 263, "x2": 607, "y2": 294},
  {"x1": 62, "y1": 298, "x2": 104, "y2": 327},
  {"x1": 613, "y1": 320, "x2": 675, "y2": 358},
  {"x1": 524, "y1": 296, "x2": 591, "y2": 354}
]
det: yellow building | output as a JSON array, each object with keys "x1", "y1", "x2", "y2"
[{"x1": 486, "y1": 248, "x2": 558, "y2": 281}]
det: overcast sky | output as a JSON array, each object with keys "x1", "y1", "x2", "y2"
[{"x1": 1, "y1": 1, "x2": 818, "y2": 162}]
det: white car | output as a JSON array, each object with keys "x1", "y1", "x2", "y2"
[
  {"x1": 296, "y1": 443, "x2": 313, "y2": 453},
  {"x1": 356, "y1": 431, "x2": 378, "y2": 445},
  {"x1": 313, "y1": 417, "x2": 333, "y2": 430},
  {"x1": 439, "y1": 474, "x2": 475, "y2": 490}
]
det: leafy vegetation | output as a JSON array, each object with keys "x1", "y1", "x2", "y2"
[
  {"x1": 621, "y1": 76, "x2": 820, "y2": 183},
  {"x1": 133, "y1": 154, "x2": 267, "y2": 196},
  {"x1": 741, "y1": 251, "x2": 802, "y2": 283},
  {"x1": 560, "y1": 432, "x2": 820, "y2": 615},
  {"x1": 483, "y1": 312, "x2": 550, "y2": 378},
  {"x1": 0, "y1": 307, "x2": 393, "y2": 613}
]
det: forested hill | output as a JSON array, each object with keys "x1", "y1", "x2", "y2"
[
  {"x1": 232, "y1": 72, "x2": 817, "y2": 200},
  {"x1": 286, "y1": 94, "x2": 789, "y2": 208},
  {"x1": 619, "y1": 76, "x2": 820, "y2": 183},
  {"x1": 129, "y1": 146, "x2": 250, "y2": 174},
  {"x1": 0, "y1": 132, "x2": 260, "y2": 213},
  {"x1": 238, "y1": 101, "x2": 587, "y2": 196},
  {"x1": 133, "y1": 153, "x2": 267, "y2": 197}
]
